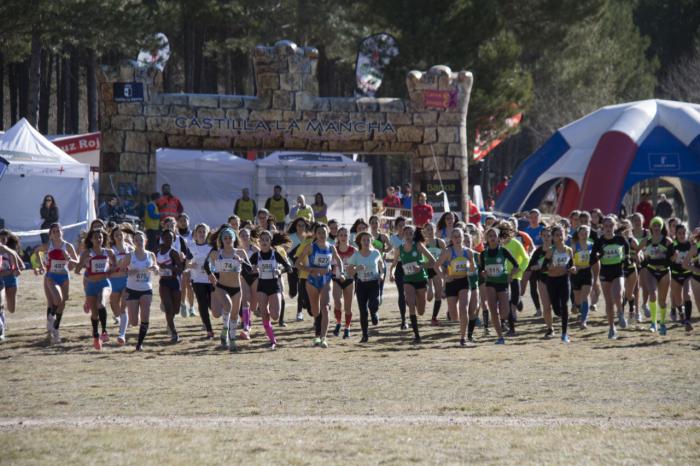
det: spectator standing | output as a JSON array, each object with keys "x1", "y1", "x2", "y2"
[
  {"x1": 291, "y1": 195, "x2": 314, "y2": 222},
  {"x1": 156, "y1": 183, "x2": 184, "y2": 218},
  {"x1": 40, "y1": 195, "x2": 59, "y2": 244},
  {"x1": 401, "y1": 183, "x2": 412, "y2": 210},
  {"x1": 265, "y1": 185, "x2": 290, "y2": 230},
  {"x1": 635, "y1": 193, "x2": 654, "y2": 227},
  {"x1": 655, "y1": 193, "x2": 674, "y2": 220},
  {"x1": 521, "y1": 209, "x2": 545, "y2": 247},
  {"x1": 234, "y1": 188, "x2": 257, "y2": 222},
  {"x1": 382, "y1": 186, "x2": 401, "y2": 209},
  {"x1": 467, "y1": 197, "x2": 481, "y2": 224},
  {"x1": 494, "y1": 176, "x2": 509, "y2": 198},
  {"x1": 98, "y1": 195, "x2": 125, "y2": 222},
  {"x1": 144, "y1": 192, "x2": 161, "y2": 252},
  {"x1": 312, "y1": 193, "x2": 328, "y2": 224},
  {"x1": 412, "y1": 192, "x2": 434, "y2": 228}
]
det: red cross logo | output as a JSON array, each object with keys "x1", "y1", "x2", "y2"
[{"x1": 57, "y1": 166, "x2": 65, "y2": 174}]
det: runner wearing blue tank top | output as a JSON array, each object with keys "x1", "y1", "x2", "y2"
[{"x1": 296, "y1": 224, "x2": 344, "y2": 348}]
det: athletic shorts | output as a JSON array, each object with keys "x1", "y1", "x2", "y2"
[
  {"x1": 671, "y1": 273, "x2": 691, "y2": 285},
  {"x1": 333, "y1": 277, "x2": 354, "y2": 289},
  {"x1": 404, "y1": 280, "x2": 427, "y2": 290},
  {"x1": 126, "y1": 288, "x2": 152, "y2": 301},
  {"x1": 427, "y1": 269, "x2": 437, "y2": 279},
  {"x1": 599, "y1": 264, "x2": 623, "y2": 282},
  {"x1": 445, "y1": 277, "x2": 470, "y2": 297},
  {"x1": 85, "y1": 278, "x2": 110, "y2": 297},
  {"x1": 571, "y1": 268, "x2": 593, "y2": 290},
  {"x1": 256, "y1": 279, "x2": 281, "y2": 296},
  {"x1": 647, "y1": 267, "x2": 669, "y2": 283},
  {"x1": 159, "y1": 277, "x2": 181, "y2": 290},
  {"x1": 1, "y1": 274, "x2": 18, "y2": 289},
  {"x1": 110, "y1": 275, "x2": 128, "y2": 293},
  {"x1": 485, "y1": 282, "x2": 509, "y2": 293},
  {"x1": 242, "y1": 272, "x2": 258, "y2": 287},
  {"x1": 46, "y1": 272, "x2": 69, "y2": 286},
  {"x1": 623, "y1": 267, "x2": 637, "y2": 278},
  {"x1": 307, "y1": 273, "x2": 333, "y2": 290},
  {"x1": 216, "y1": 283, "x2": 240, "y2": 297}
]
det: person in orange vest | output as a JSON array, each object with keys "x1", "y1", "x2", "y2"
[{"x1": 156, "y1": 184, "x2": 184, "y2": 218}]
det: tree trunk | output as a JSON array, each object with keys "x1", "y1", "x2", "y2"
[
  {"x1": 69, "y1": 47, "x2": 80, "y2": 133},
  {"x1": 56, "y1": 56, "x2": 64, "y2": 134},
  {"x1": 86, "y1": 48, "x2": 98, "y2": 132},
  {"x1": 62, "y1": 55, "x2": 71, "y2": 133},
  {"x1": 18, "y1": 59, "x2": 29, "y2": 120},
  {"x1": 26, "y1": 28, "x2": 42, "y2": 127},
  {"x1": 224, "y1": 52, "x2": 232, "y2": 94},
  {"x1": 193, "y1": 25, "x2": 204, "y2": 93},
  {"x1": 0, "y1": 53, "x2": 4, "y2": 129},
  {"x1": 9, "y1": 63, "x2": 18, "y2": 124},
  {"x1": 39, "y1": 50, "x2": 53, "y2": 134},
  {"x1": 183, "y1": 16, "x2": 194, "y2": 93}
]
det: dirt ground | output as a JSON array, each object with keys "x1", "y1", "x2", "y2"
[{"x1": 1, "y1": 273, "x2": 699, "y2": 465}]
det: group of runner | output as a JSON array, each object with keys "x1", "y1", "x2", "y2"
[{"x1": 0, "y1": 206, "x2": 696, "y2": 351}]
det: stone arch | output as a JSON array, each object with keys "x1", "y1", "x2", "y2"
[{"x1": 97, "y1": 40, "x2": 473, "y2": 212}]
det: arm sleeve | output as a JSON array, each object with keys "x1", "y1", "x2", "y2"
[
  {"x1": 252, "y1": 201, "x2": 257, "y2": 216},
  {"x1": 203, "y1": 255, "x2": 212, "y2": 274},
  {"x1": 284, "y1": 199, "x2": 290, "y2": 215},
  {"x1": 264, "y1": 198, "x2": 271, "y2": 210},
  {"x1": 249, "y1": 252, "x2": 259, "y2": 265},
  {"x1": 478, "y1": 252, "x2": 485, "y2": 272},
  {"x1": 275, "y1": 250, "x2": 293, "y2": 272},
  {"x1": 234, "y1": 199, "x2": 240, "y2": 215},
  {"x1": 504, "y1": 249, "x2": 519, "y2": 268}
]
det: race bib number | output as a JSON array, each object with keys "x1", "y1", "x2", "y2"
[
  {"x1": 259, "y1": 262, "x2": 276, "y2": 279},
  {"x1": 136, "y1": 271, "x2": 150, "y2": 283},
  {"x1": 218, "y1": 259, "x2": 241, "y2": 273},
  {"x1": 646, "y1": 246, "x2": 662, "y2": 260},
  {"x1": 676, "y1": 251, "x2": 689, "y2": 264},
  {"x1": 402, "y1": 261, "x2": 420, "y2": 274},
  {"x1": 91, "y1": 259, "x2": 108, "y2": 274},
  {"x1": 576, "y1": 251, "x2": 590, "y2": 264},
  {"x1": 160, "y1": 268, "x2": 172, "y2": 277},
  {"x1": 485, "y1": 263, "x2": 504, "y2": 277},
  {"x1": 314, "y1": 255, "x2": 331, "y2": 267},
  {"x1": 454, "y1": 261, "x2": 468, "y2": 273},
  {"x1": 50, "y1": 260, "x2": 67, "y2": 273},
  {"x1": 553, "y1": 255, "x2": 569, "y2": 267},
  {"x1": 604, "y1": 247, "x2": 622, "y2": 260}
]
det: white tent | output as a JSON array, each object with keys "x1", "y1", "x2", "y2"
[
  {"x1": 156, "y1": 148, "x2": 256, "y2": 227},
  {"x1": 256, "y1": 152, "x2": 372, "y2": 226},
  {"x1": 0, "y1": 118, "x2": 94, "y2": 244}
]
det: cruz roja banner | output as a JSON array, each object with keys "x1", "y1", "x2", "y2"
[{"x1": 354, "y1": 33, "x2": 399, "y2": 98}]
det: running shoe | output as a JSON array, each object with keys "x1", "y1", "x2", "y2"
[
  {"x1": 135, "y1": 343, "x2": 143, "y2": 351},
  {"x1": 279, "y1": 320, "x2": 287, "y2": 328},
  {"x1": 685, "y1": 321, "x2": 693, "y2": 332},
  {"x1": 636, "y1": 311, "x2": 643, "y2": 323},
  {"x1": 431, "y1": 318, "x2": 440, "y2": 327},
  {"x1": 400, "y1": 322, "x2": 409, "y2": 330},
  {"x1": 670, "y1": 308, "x2": 677, "y2": 322},
  {"x1": 239, "y1": 330, "x2": 251, "y2": 340},
  {"x1": 590, "y1": 304, "x2": 598, "y2": 312},
  {"x1": 220, "y1": 328, "x2": 229, "y2": 348},
  {"x1": 360, "y1": 335, "x2": 368, "y2": 343},
  {"x1": 580, "y1": 321, "x2": 588, "y2": 330},
  {"x1": 46, "y1": 314, "x2": 55, "y2": 334},
  {"x1": 468, "y1": 335, "x2": 475, "y2": 343},
  {"x1": 188, "y1": 307, "x2": 197, "y2": 317},
  {"x1": 100, "y1": 331, "x2": 109, "y2": 343},
  {"x1": 51, "y1": 329, "x2": 61, "y2": 345},
  {"x1": 534, "y1": 309, "x2": 542, "y2": 317},
  {"x1": 117, "y1": 336, "x2": 126, "y2": 346},
  {"x1": 649, "y1": 323, "x2": 657, "y2": 333},
  {"x1": 544, "y1": 328, "x2": 554, "y2": 339},
  {"x1": 206, "y1": 331, "x2": 214, "y2": 340},
  {"x1": 343, "y1": 328, "x2": 350, "y2": 339},
  {"x1": 643, "y1": 304, "x2": 650, "y2": 318},
  {"x1": 412, "y1": 336, "x2": 422, "y2": 344},
  {"x1": 320, "y1": 339, "x2": 328, "y2": 348},
  {"x1": 296, "y1": 311, "x2": 304, "y2": 322},
  {"x1": 229, "y1": 340, "x2": 238, "y2": 352},
  {"x1": 0, "y1": 327, "x2": 5, "y2": 343},
  {"x1": 313, "y1": 337, "x2": 322, "y2": 347},
  {"x1": 618, "y1": 312, "x2": 628, "y2": 329},
  {"x1": 495, "y1": 337, "x2": 505, "y2": 345},
  {"x1": 608, "y1": 328, "x2": 618, "y2": 340},
  {"x1": 506, "y1": 328, "x2": 516, "y2": 337},
  {"x1": 371, "y1": 313, "x2": 379, "y2": 325},
  {"x1": 270, "y1": 341, "x2": 277, "y2": 351},
  {"x1": 93, "y1": 337, "x2": 102, "y2": 350},
  {"x1": 561, "y1": 334, "x2": 570, "y2": 344},
  {"x1": 659, "y1": 324, "x2": 667, "y2": 336},
  {"x1": 483, "y1": 327, "x2": 490, "y2": 337},
  {"x1": 517, "y1": 301, "x2": 523, "y2": 311},
  {"x1": 112, "y1": 315, "x2": 120, "y2": 325},
  {"x1": 333, "y1": 323, "x2": 341, "y2": 337},
  {"x1": 459, "y1": 338, "x2": 466, "y2": 347},
  {"x1": 179, "y1": 304, "x2": 188, "y2": 318},
  {"x1": 171, "y1": 333, "x2": 181, "y2": 343}
]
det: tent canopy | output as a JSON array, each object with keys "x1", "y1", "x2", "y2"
[
  {"x1": 0, "y1": 118, "x2": 94, "y2": 244},
  {"x1": 497, "y1": 99, "x2": 700, "y2": 216}
]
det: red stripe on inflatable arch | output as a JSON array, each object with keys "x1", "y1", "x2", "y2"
[
  {"x1": 578, "y1": 131, "x2": 638, "y2": 214},
  {"x1": 556, "y1": 179, "x2": 580, "y2": 217}
]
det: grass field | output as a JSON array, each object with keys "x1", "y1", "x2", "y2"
[{"x1": 1, "y1": 273, "x2": 699, "y2": 465}]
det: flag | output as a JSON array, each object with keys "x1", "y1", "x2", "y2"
[
  {"x1": 473, "y1": 112, "x2": 523, "y2": 161},
  {"x1": 354, "y1": 33, "x2": 399, "y2": 97}
]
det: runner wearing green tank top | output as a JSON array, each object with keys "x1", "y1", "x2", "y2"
[
  {"x1": 389, "y1": 225, "x2": 436, "y2": 344},
  {"x1": 422, "y1": 222, "x2": 445, "y2": 326},
  {"x1": 369, "y1": 215, "x2": 391, "y2": 309},
  {"x1": 479, "y1": 228, "x2": 518, "y2": 345},
  {"x1": 683, "y1": 231, "x2": 700, "y2": 332},
  {"x1": 637, "y1": 217, "x2": 672, "y2": 335}
]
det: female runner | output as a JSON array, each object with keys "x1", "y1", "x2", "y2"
[
  {"x1": 638, "y1": 217, "x2": 673, "y2": 334},
  {"x1": 529, "y1": 228, "x2": 554, "y2": 335},
  {"x1": 347, "y1": 231, "x2": 385, "y2": 343},
  {"x1": 331, "y1": 227, "x2": 355, "y2": 338},
  {"x1": 237, "y1": 227, "x2": 259, "y2": 339},
  {"x1": 296, "y1": 224, "x2": 344, "y2": 348},
  {"x1": 479, "y1": 227, "x2": 519, "y2": 344},
  {"x1": 630, "y1": 213, "x2": 650, "y2": 317},
  {"x1": 389, "y1": 225, "x2": 436, "y2": 344},
  {"x1": 422, "y1": 222, "x2": 446, "y2": 326},
  {"x1": 435, "y1": 227, "x2": 477, "y2": 346},
  {"x1": 619, "y1": 220, "x2": 641, "y2": 324},
  {"x1": 75, "y1": 229, "x2": 115, "y2": 350},
  {"x1": 571, "y1": 226, "x2": 594, "y2": 329},
  {"x1": 543, "y1": 225, "x2": 576, "y2": 343},
  {"x1": 390, "y1": 216, "x2": 408, "y2": 329},
  {"x1": 368, "y1": 215, "x2": 390, "y2": 306},
  {"x1": 121, "y1": 231, "x2": 159, "y2": 350},
  {"x1": 189, "y1": 223, "x2": 215, "y2": 338},
  {"x1": 0, "y1": 230, "x2": 23, "y2": 336},
  {"x1": 250, "y1": 230, "x2": 292, "y2": 349},
  {"x1": 206, "y1": 228, "x2": 251, "y2": 352},
  {"x1": 436, "y1": 212, "x2": 458, "y2": 241},
  {"x1": 669, "y1": 223, "x2": 692, "y2": 333},
  {"x1": 109, "y1": 227, "x2": 134, "y2": 345},
  {"x1": 156, "y1": 230, "x2": 184, "y2": 343},
  {"x1": 592, "y1": 216, "x2": 631, "y2": 339},
  {"x1": 33, "y1": 224, "x2": 78, "y2": 344}
]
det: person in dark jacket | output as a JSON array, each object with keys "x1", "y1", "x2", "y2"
[
  {"x1": 655, "y1": 194, "x2": 674, "y2": 220},
  {"x1": 40, "y1": 195, "x2": 59, "y2": 244}
]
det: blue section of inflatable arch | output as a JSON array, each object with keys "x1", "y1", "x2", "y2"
[
  {"x1": 0, "y1": 156, "x2": 8, "y2": 183},
  {"x1": 620, "y1": 126, "x2": 700, "y2": 198},
  {"x1": 496, "y1": 131, "x2": 569, "y2": 214}
]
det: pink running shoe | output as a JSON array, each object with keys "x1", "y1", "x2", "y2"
[
  {"x1": 93, "y1": 337, "x2": 102, "y2": 350},
  {"x1": 100, "y1": 331, "x2": 109, "y2": 343},
  {"x1": 239, "y1": 330, "x2": 251, "y2": 340}
]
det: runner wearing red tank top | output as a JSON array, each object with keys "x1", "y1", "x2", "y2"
[{"x1": 332, "y1": 227, "x2": 356, "y2": 339}]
